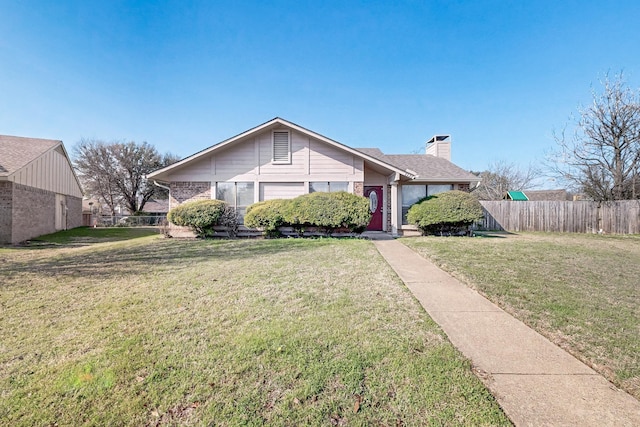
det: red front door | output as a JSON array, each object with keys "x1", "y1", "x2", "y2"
[{"x1": 364, "y1": 186, "x2": 383, "y2": 231}]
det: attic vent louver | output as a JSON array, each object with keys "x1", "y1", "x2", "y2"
[{"x1": 272, "y1": 130, "x2": 291, "y2": 163}]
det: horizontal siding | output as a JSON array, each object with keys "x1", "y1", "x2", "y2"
[
  {"x1": 215, "y1": 140, "x2": 256, "y2": 180},
  {"x1": 166, "y1": 128, "x2": 366, "y2": 184},
  {"x1": 364, "y1": 165, "x2": 387, "y2": 185},
  {"x1": 168, "y1": 156, "x2": 212, "y2": 181},
  {"x1": 309, "y1": 140, "x2": 354, "y2": 175},
  {"x1": 258, "y1": 130, "x2": 306, "y2": 175},
  {"x1": 10, "y1": 148, "x2": 83, "y2": 198},
  {"x1": 259, "y1": 182, "x2": 305, "y2": 201}
]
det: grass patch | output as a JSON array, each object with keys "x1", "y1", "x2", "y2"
[
  {"x1": 402, "y1": 232, "x2": 640, "y2": 399},
  {"x1": 30, "y1": 226, "x2": 159, "y2": 244},
  {"x1": 0, "y1": 237, "x2": 509, "y2": 426}
]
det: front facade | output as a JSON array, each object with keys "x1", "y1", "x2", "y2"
[
  {"x1": 0, "y1": 135, "x2": 83, "y2": 244},
  {"x1": 148, "y1": 118, "x2": 480, "y2": 235}
]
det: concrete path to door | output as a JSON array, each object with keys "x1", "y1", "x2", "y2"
[{"x1": 373, "y1": 239, "x2": 640, "y2": 426}]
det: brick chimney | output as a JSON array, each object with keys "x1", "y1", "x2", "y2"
[{"x1": 426, "y1": 135, "x2": 451, "y2": 161}]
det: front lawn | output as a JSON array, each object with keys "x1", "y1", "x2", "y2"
[
  {"x1": 0, "y1": 234, "x2": 509, "y2": 426},
  {"x1": 402, "y1": 232, "x2": 640, "y2": 400}
]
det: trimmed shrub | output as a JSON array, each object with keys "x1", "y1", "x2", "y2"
[
  {"x1": 407, "y1": 190, "x2": 483, "y2": 235},
  {"x1": 167, "y1": 199, "x2": 232, "y2": 237},
  {"x1": 330, "y1": 191, "x2": 372, "y2": 233},
  {"x1": 244, "y1": 191, "x2": 371, "y2": 236},
  {"x1": 244, "y1": 199, "x2": 288, "y2": 237}
]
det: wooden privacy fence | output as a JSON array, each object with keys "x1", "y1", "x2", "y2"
[{"x1": 478, "y1": 200, "x2": 640, "y2": 234}]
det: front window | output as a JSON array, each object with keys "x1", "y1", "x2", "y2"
[
  {"x1": 401, "y1": 185, "x2": 427, "y2": 224},
  {"x1": 401, "y1": 184, "x2": 453, "y2": 224},
  {"x1": 216, "y1": 182, "x2": 255, "y2": 222},
  {"x1": 428, "y1": 184, "x2": 453, "y2": 196},
  {"x1": 309, "y1": 182, "x2": 349, "y2": 193}
]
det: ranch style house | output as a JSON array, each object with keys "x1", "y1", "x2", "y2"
[{"x1": 147, "y1": 117, "x2": 480, "y2": 236}]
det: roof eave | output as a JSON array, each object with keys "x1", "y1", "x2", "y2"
[{"x1": 409, "y1": 177, "x2": 481, "y2": 183}]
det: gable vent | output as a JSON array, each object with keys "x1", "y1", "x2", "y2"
[{"x1": 272, "y1": 131, "x2": 290, "y2": 163}]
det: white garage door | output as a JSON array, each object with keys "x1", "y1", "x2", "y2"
[{"x1": 259, "y1": 182, "x2": 305, "y2": 201}]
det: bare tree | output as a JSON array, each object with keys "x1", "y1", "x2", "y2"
[
  {"x1": 74, "y1": 139, "x2": 180, "y2": 214},
  {"x1": 548, "y1": 73, "x2": 640, "y2": 201},
  {"x1": 472, "y1": 161, "x2": 539, "y2": 200}
]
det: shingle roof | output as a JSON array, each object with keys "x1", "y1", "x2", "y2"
[
  {"x1": 524, "y1": 190, "x2": 570, "y2": 201},
  {"x1": 142, "y1": 198, "x2": 169, "y2": 214},
  {"x1": 0, "y1": 135, "x2": 61, "y2": 177},
  {"x1": 355, "y1": 148, "x2": 479, "y2": 182}
]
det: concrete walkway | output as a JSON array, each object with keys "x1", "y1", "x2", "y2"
[{"x1": 374, "y1": 239, "x2": 640, "y2": 427}]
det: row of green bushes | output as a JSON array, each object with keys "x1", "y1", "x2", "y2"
[
  {"x1": 166, "y1": 189, "x2": 483, "y2": 238},
  {"x1": 244, "y1": 191, "x2": 371, "y2": 236},
  {"x1": 166, "y1": 192, "x2": 371, "y2": 237}
]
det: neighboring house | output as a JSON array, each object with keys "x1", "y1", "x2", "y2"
[
  {"x1": 147, "y1": 117, "x2": 480, "y2": 235},
  {"x1": 82, "y1": 197, "x2": 101, "y2": 226},
  {"x1": 137, "y1": 198, "x2": 169, "y2": 216},
  {"x1": 0, "y1": 135, "x2": 83, "y2": 243},
  {"x1": 524, "y1": 189, "x2": 572, "y2": 201},
  {"x1": 504, "y1": 189, "x2": 572, "y2": 201}
]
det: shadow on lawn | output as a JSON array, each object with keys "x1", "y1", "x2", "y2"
[{"x1": 0, "y1": 237, "x2": 329, "y2": 281}]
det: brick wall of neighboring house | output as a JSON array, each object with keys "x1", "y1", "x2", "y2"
[
  {"x1": 170, "y1": 181, "x2": 211, "y2": 206},
  {"x1": 353, "y1": 182, "x2": 364, "y2": 196},
  {"x1": 65, "y1": 195, "x2": 83, "y2": 230},
  {"x1": 0, "y1": 182, "x2": 13, "y2": 244},
  {"x1": 0, "y1": 183, "x2": 82, "y2": 244},
  {"x1": 11, "y1": 183, "x2": 56, "y2": 244}
]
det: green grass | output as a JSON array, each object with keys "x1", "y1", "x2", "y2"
[
  {"x1": 31, "y1": 226, "x2": 159, "y2": 244},
  {"x1": 0, "y1": 232, "x2": 509, "y2": 426},
  {"x1": 402, "y1": 232, "x2": 640, "y2": 400}
]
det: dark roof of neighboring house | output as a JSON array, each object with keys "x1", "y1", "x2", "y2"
[
  {"x1": 143, "y1": 199, "x2": 169, "y2": 214},
  {"x1": 0, "y1": 135, "x2": 61, "y2": 177},
  {"x1": 524, "y1": 189, "x2": 571, "y2": 201},
  {"x1": 355, "y1": 148, "x2": 480, "y2": 182}
]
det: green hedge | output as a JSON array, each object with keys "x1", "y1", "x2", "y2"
[
  {"x1": 244, "y1": 191, "x2": 371, "y2": 236},
  {"x1": 406, "y1": 190, "x2": 483, "y2": 235},
  {"x1": 167, "y1": 199, "x2": 233, "y2": 237},
  {"x1": 244, "y1": 199, "x2": 288, "y2": 237}
]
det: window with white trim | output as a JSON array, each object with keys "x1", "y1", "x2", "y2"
[
  {"x1": 309, "y1": 182, "x2": 349, "y2": 193},
  {"x1": 401, "y1": 184, "x2": 453, "y2": 224},
  {"x1": 272, "y1": 130, "x2": 291, "y2": 164},
  {"x1": 216, "y1": 182, "x2": 255, "y2": 222}
]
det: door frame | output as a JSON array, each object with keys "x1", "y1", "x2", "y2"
[{"x1": 364, "y1": 186, "x2": 384, "y2": 231}]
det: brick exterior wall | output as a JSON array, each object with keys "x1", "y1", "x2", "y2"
[
  {"x1": 353, "y1": 182, "x2": 364, "y2": 196},
  {"x1": 12, "y1": 183, "x2": 56, "y2": 244},
  {"x1": 66, "y1": 196, "x2": 83, "y2": 229},
  {"x1": 0, "y1": 181, "x2": 13, "y2": 244},
  {"x1": 170, "y1": 181, "x2": 211, "y2": 206},
  {"x1": 0, "y1": 183, "x2": 82, "y2": 244}
]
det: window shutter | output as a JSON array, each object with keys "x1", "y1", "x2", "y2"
[{"x1": 272, "y1": 131, "x2": 290, "y2": 163}]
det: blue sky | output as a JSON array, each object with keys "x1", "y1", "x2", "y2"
[{"x1": 2, "y1": 1, "x2": 640, "y2": 177}]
